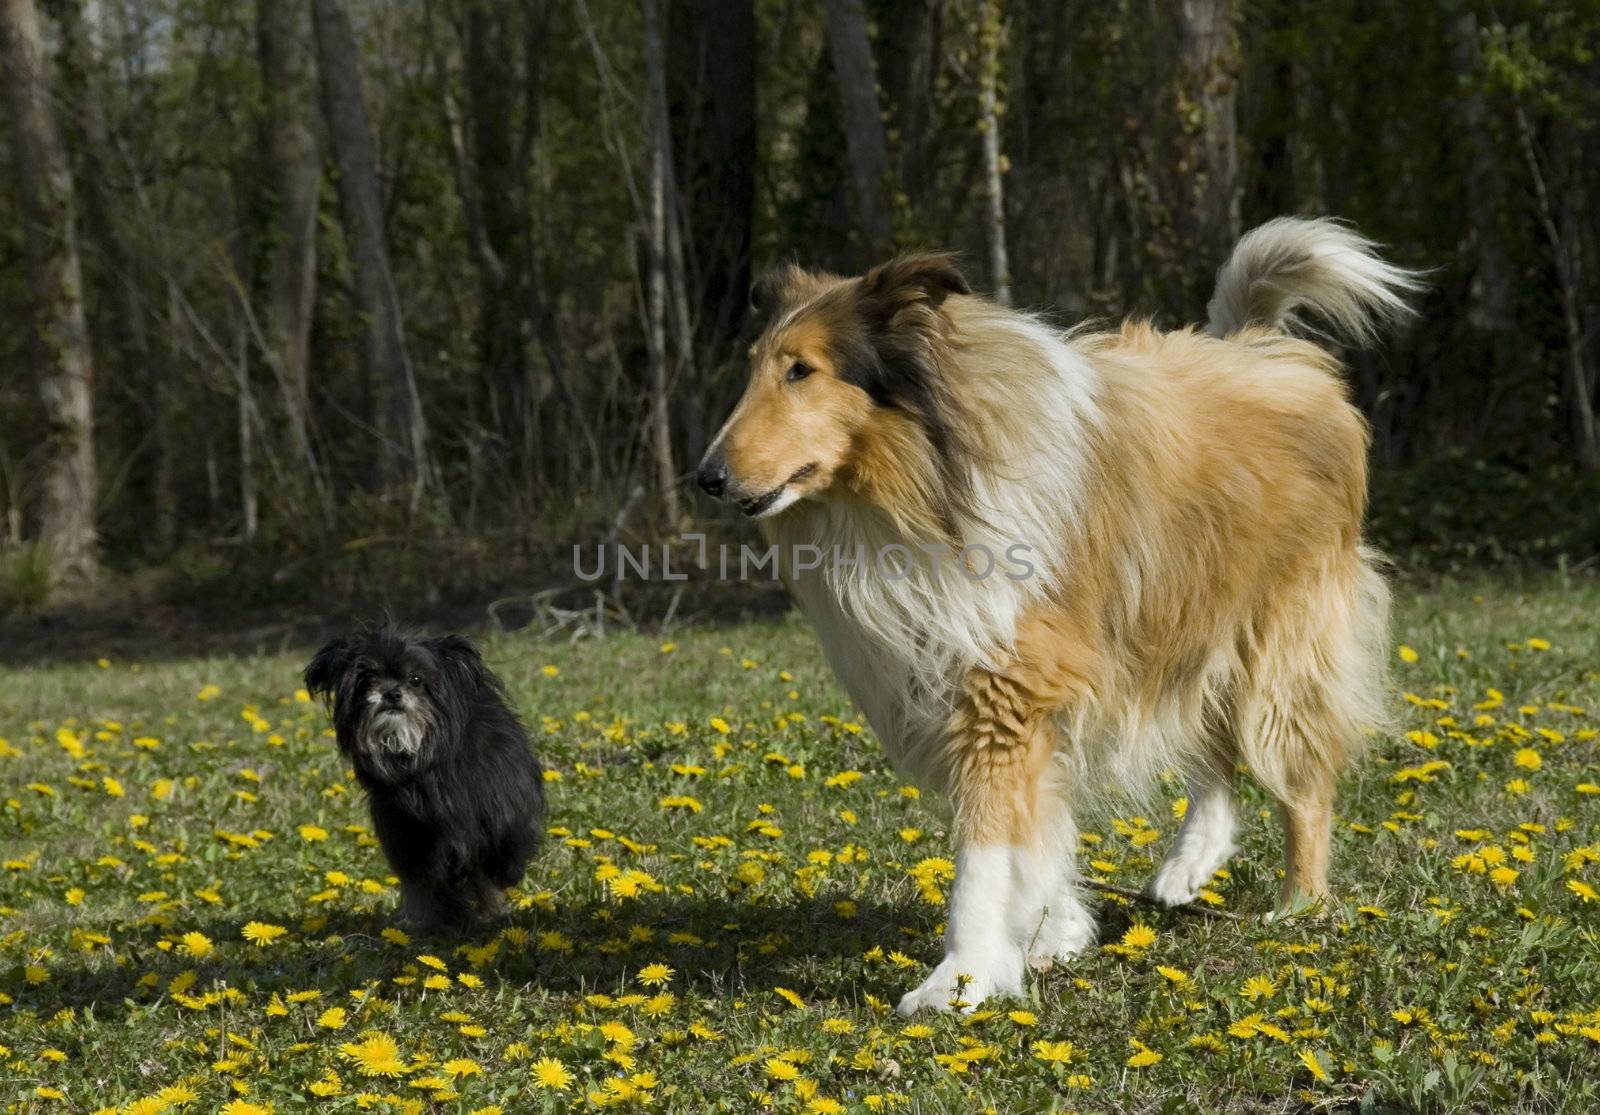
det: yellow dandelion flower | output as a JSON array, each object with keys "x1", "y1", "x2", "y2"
[
  {"x1": 241, "y1": 922, "x2": 287, "y2": 947},
  {"x1": 181, "y1": 932, "x2": 214, "y2": 959},
  {"x1": 764, "y1": 1058, "x2": 800, "y2": 1081},
  {"x1": 1241, "y1": 975, "x2": 1277, "y2": 1001},
  {"x1": 1121, "y1": 923, "x2": 1157, "y2": 950},
  {"x1": 530, "y1": 1057, "x2": 573, "y2": 1091},
  {"x1": 1032, "y1": 1040, "x2": 1078, "y2": 1064},
  {"x1": 1299, "y1": 1048, "x2": 1332, "y2": 1082},
  {"x1": 1126, "y1": 1039, "x2": 1162, "y2": 1067},
  {"x1": 219, "y1": 1102, "x2": 271, "y2": 1115},
  {"x1": 637, "y1": 963, "x2": 673, "y2": 987},
  {"x1": 340, "y1": 1032, "x2": 407, "y2": 1077}
]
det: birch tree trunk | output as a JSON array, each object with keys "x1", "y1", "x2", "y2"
[
  {"x1": 824, "y1": 0, "x2": 895, "y2": 254},
  {"x1": 235, "y1": 318, "x2": 258, "y2": 539},
  {"x1": 1, "y1": 0, "x2": 100, "y2": 587},
  {"x1": 313, "y1": 0, "x2": 432, "y2": 501},
  {"x1": 640, "y1": 0, "x2": 681, "y2": 527},
  {"x1": 257, "y1": 0, "x2": 324, "y2": 494},
  {"x1": 977, "y1": 0, "x2": 1011, "y2": 305},
  {"x1": 55, "y1": 0, "x2": 175, "y2": 555}
]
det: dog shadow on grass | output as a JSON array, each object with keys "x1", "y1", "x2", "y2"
[
  {"x1": 14, "y1": 889, "x2": 972, "y2": 1024},
  {"x1": 14, "y1": 881, "x2": 1254, "y2": 1034}
]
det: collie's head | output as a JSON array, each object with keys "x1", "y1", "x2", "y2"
[{"x1": 696, "y1": 253, "x2": 976, "y2": 535}]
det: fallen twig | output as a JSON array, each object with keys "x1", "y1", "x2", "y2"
[{"x1": 1093, "y1": 882, "x2": 1245, "y2": 922}]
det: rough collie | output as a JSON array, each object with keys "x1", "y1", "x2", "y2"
[{"x1": 696, "y1": 218, "x2": 1420, "y2": 1014}]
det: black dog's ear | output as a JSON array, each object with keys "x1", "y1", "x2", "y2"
[
  {"x1": 304, "y1": 637, "x2": 354, "y2": 699},
  {"x1": 428, "y1": 635, "x2": 488, "y2": 690}
]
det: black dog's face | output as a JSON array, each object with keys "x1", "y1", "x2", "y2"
[{"x1": 305, "y1": 629, "x2": 485, "y2": 784}]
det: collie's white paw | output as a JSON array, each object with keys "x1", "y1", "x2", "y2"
[
  {"x1": 896, "y1": 951, "x2": 1024, "y2": 1016},
  {"x1": 1147, "y1": 858, "x2": 1218, "y2": 907}
]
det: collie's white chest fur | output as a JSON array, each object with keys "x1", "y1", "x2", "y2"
[{"x1": 764, "y1": 319, "x2": 1102, "y2": 785}]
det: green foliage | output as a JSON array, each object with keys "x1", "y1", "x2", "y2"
[
  {"x1": 1369, "y1": 458, "x2": 1600, "y2": 571},
  {"x1": 0, "y1": 542, "x2": 52, "y2": 615}
]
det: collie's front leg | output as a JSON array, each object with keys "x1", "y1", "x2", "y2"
[
  {"x1": 897, "y1": 844, "x2": 1025, "y2": 1014},
  {"x1": 898, "y1": 670, "x2": 1058, "y2": 1015}
]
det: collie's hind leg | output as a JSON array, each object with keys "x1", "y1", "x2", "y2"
[
  {"x1": 1247, "y1": 557, "x2": 1388, "y2": 911},
  {"x1": 1237, "y1": 697, "x2": 1346, "y2": 911},
  {"x1": 1148, "y1": 740, "x2": 1238, "y2": 907},
  {"x1": 897, "y1": 671, "x2": 1061, "y2": 1015},
  {"x1": 1277, "y1": 763, "x2": 1337, "y2": 906}
]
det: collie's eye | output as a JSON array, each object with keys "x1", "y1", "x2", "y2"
[
  {"x1": 786, "y1": 361, "x2": 812, "y2": 383},
  {"x1": 407, "y1": 675, "x2": 423, "y2": 687}
]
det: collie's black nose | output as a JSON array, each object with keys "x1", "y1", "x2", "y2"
[
  {"x1": 696, "y1": 454, "x2": 729, "y2": 498},
  {"x1": 381, "y1": 687, "x2": 403, "y2": 707}
]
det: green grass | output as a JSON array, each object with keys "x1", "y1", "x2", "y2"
[{"x1": 2, "y1": 578, "x2": 1599, "y2": 1114}]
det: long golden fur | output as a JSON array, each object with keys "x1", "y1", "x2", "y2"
[{"x1": 696, "y1": 218, "x2": 1421, "y2": 1014}]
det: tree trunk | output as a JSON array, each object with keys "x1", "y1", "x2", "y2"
[
  {"x1": 666, "y1": 0, "x2": 757, "y2": 358},
  {"x1": 462, "y1": 0, "x2": 534, "y2": 478},
  {"x1": 235, "y1": 317, "x2": 258, "y2": 539},
  {"x1": 1515, "y1": 106, "x2": 1598, "y2": 470},
  {"x1": 257, "y1": 0, "x2": 324, "y2": 495},
  {"x1": 824, "y1": 0, "x2": 895, "y2": 254},
  {"x1": 312, "y1": 0, "x2": 432, "y2": 500},
  {"x1": 54, "y1": 0, "x2": 174, "y2": 555},
  {"x1": 977, "y1": 0, "x2": 1010, "y2": 305},
  {"x1": 876, "y1": 0, "x2": 938, "y2": 216},
  {"x1": 1448, "y1": 11, "x2": 1519, "y2": 454},
  {"x1": 641, "y1": 0, "x2": 681, "y2": 527},
  {"x1": 1169, "y1": 0, "x2": 1240, "y2": 314},
  {"x1": 2, "y1": 0, "x2": 99, "y2": 587}
]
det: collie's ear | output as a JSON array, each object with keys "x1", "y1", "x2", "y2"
[
  {"x1": 859, "y1": 253, "x2": 970, "y2": 321},
  {"x1": 428, "y1": 634, "x2": 489, "y2": 691},
  {"x1": 304, "y1": 637, "x2": 354, "y2": 699},
  {"x1": 749, "y1": 263, "x2": 807, "y2": 316}
]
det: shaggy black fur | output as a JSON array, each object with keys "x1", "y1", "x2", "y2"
[{"x1": 304, "y1": 628, "x2": 544, "y2": 931}]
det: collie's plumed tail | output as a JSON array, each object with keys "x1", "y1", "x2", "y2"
[{"x1": 1205, "y1": 217, "x2": 1423, "y2": 343}]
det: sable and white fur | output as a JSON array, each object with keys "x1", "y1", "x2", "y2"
[{"x1": 696, "y1": 217, "x2": 1420, "y2": 1013}]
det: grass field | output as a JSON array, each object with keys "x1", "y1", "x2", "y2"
[{"x1": 2, "y1": 577, "x2": 1598, "y2": 1114}]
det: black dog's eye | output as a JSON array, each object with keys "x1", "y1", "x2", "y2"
[
  {"x1": 407, "y1": 674, "x2": 423, "y2": 687},
  {"x1": 785, "y1": 361, "x2": 812, "y2": 383}
]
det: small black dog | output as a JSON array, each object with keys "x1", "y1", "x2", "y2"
[{"x1": 304, "y1": 628, "x2": 544, "y2": 930}]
